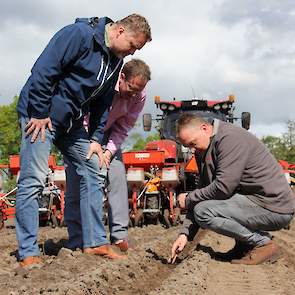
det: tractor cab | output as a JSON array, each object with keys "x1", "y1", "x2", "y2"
[{"x1": 143, "y1": 95, "x2": 250, "y2": 138}]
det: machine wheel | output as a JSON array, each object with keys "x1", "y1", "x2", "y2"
[
  {"x1": 172, "y1": 207, "x2": 181, "y2": 226},
  {"x1": 146, "y1": 213, "x2": 159, "y2": 224},
  {"x1": 145, "y1": 195, "x2": 160, "y2": 224},
  {"x1": 152, "y1": 216, "x2": 159, "y2": 225},
  {"x1": 163, "y1": 209, "x2": 172, "y2": 228},
  {"x1": 39, "y1": 218, "x2": 48, "y2": 227},
  {"x1": 133, "y1": 209, "x2": 143, "y2": 227}
]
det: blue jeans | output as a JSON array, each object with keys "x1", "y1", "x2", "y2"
[
  {"x1": 64, "y1": 157, "x2": 107, "y2": 250},
  {"x1": 194, "y1": 194, "x2": 293, "y2": 246},
  {"x1": 65, "y1": 149, "x2": 129, "y2": 246},
  {"x1": 16, "y1": 117, "x2": 108, "y2": 259}
]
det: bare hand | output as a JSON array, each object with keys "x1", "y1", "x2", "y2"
[
  {"x1": 177, "y1": 193, "x2": 187, "y2": 209},
  {"x1": 102, "y1": 150, "x2": 112, "y2": 169},
  {"x1": 86, "y1": 141, "x2": 104, "y2": 168},
  {"x1": 169, "y1": 234, "x2": 188, "y2": 264},
  {"x1": 25, "y1": 117, "x2": 53, "y2": 143}
]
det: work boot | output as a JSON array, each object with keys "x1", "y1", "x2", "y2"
[
  {"x1": 83, "y1": 245, "x2": 126, "y2": 259},
  {"x1": 215, "y1": 240, "x2": 253, "y2": 261},
  {"x1": 231, "y1": 240, "x2": 280, "y2": 265},
  {"x1": 19, "y1": 256, "x2": 43, "y2": 269}
]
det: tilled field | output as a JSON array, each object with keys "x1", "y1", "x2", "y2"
[{"x1": 1, "y1": 218, "x2": 295, "y2": 295}]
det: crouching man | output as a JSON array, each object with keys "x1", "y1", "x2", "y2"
[{"x1": 170, "y1": 114, "x2": 294, "y2": 265}]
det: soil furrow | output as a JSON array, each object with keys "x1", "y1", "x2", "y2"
[{"x1": 1, "y1": 219, "x2": 295, "y2": 294}]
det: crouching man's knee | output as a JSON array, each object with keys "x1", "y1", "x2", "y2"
[{"x1": 193, "y1": 201, "x2": 216, "y2": 229}]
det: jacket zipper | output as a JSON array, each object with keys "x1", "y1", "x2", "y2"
[
  {"x1": 66, "y1": 57, "x2": 121, "y2": 133},
  {"x1": 84, "y1": 57, "x2": 121, "y2": 103},
  {"x1": 74, "y1": 55, "x2": 107, "y2": 122}
]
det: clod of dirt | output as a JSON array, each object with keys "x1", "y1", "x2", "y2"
[{"x1": 57, "y1": 247, "x2": 74, "y2": 259}]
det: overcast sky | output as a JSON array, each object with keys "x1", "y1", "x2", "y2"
[{"x1": 0, "y1": 0, "x2": 294, "y2": 137}]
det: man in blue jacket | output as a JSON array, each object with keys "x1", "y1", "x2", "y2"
[{"x1": 16, "y1": 14, "x2": 151, "y2": 268}]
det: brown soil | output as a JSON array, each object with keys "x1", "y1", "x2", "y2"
[{"x1": 1, "y1": 218, "x2": 295, "y2": 295}]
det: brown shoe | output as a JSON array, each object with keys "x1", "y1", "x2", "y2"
[
  {"x1": 231, "y1": 241, "x2": 280, "y2": 265},
  {"x1": 114, "y1": 239, "x2": 134, "y2": 252},
  {"x1": 215, "y1": 240, "x2": 253, "y2": 261},
  {"x1": 19, "y1": 256, "x2": 43, "y2": 269},
  {"x1": 83, "y1": 245, "x2": 126, "y2": 259}
]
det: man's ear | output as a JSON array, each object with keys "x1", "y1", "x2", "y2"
[
  {"x1": 116, "y1": 25, "x2": 125, "y2": 37},
  {"x1": 200, "y1": 123, "x2": 207, "y2": 131},
  {"x1": 120, "y1": 72, "x2": 126, "y2": 80},
  {"x1": 200, "y1": 123, "x2": 211, "y2": 134}
]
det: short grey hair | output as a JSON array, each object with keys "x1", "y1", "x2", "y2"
[{"x1": 176, "y1": 114, "x2": 209, "y2": 136}]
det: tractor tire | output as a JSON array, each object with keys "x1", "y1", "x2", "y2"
[{"x1": 163, "y1": 209, "x2": 172, "y2": 228}]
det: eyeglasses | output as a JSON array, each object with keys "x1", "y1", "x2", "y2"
[{"x1": 125, "y1": 81, "x2": 141, "y2": 96}]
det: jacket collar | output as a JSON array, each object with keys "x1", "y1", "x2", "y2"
[
  {"x1": 74, "y1": 17, "x2": 114, "y2": 55},
  {"x1": 92, "y1": 17, "x2": 114, "y2": 53},
  {"x1": 212, "y1": 119, "x2": 220, "y2": 136}
]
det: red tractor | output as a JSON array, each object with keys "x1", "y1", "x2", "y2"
[
  {"x1": 122, "y1": 95, "x2": 251, "y2": 227},
  {"x1": 279, "y1": 160, "x2": 295, "y2": 190},
  {"x1": 0, "y1": 155, "x2": 66, "y2": 229}
]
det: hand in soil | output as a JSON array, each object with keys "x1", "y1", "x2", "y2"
[{"x1": 169, "y1": 234, "x2": 188, "y2": 264}]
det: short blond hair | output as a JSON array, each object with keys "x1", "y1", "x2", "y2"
[
  {"x1": 116, "y1": 14, "x2": 152, "y2": 41},
  {"x1": 122, "y1": 59, "x2": 151, "y2": 82}
]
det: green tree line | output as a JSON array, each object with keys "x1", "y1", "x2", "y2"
[
  {"x1": 261, "y1": 120, "x2": 295, "y2": 164},
  {"x1": 129, "y1": 132, "x2": 160, "y2": 151},
  {"x1": 0, "y1": 96, "x2": 21, "y2": 164}
]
